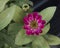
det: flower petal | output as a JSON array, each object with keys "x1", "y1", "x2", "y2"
[
  {"x1": 23, "y1": 17, "x2": 29, "y2": 25},
  {"x1": 33, "y1": 12, "x2": 38, "y2": 17},
  {"x1": 42, "y1": 20, "x2": 46, "y2": 24},
  {"x1": 24, "y1": 25, "x2": 30, "y2": 30},
  {"x1": 40, "y1": 25, "x2": 44, "y2": 28},
  {"x1": 28, "y1": 13, "x2": 34, "y2": 21},
  {"x1": 26, "y1": 30, "x2": 32, "y2": 35}
]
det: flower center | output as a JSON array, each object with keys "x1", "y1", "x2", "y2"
[{"x1": 30, "y1": 21, "x2": 38, "y2": 28}]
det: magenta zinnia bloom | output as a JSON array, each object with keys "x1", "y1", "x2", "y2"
[{"x1": 23, "y1": 12, "x2": 46, "y2": 35}]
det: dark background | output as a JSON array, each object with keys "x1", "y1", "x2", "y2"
[{"x1": 31, "y1": 0, "x2": 60, "y2": 48}]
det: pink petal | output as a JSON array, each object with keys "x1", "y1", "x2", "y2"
[
  {"x1": 35, "y1": 32, "x2": 40, "y2": 35},
  {"x1": 37, "y1": 19, "x2": 42, "y2": 23},
  {"x1": 31, "y1": 32, "x2": 35, "y2": 35},
  {"x1": 28, "y1": 13, "x2": 34, "y2": 21},
  {"x1": 36, "y1": 15, "x2": 42, "y2": 21},
  {"x1": 24, "y1": 25, "x2": 30, "y2": 30},
  {"x1": 26, "y1": 30, "x2": 32, "y2": 35},
  {"x1": 42, "y1": 20, "x2": 46, "y2": 24},
  {"x1": 40, "y1": 25, "x2": 44, "y2": 28},
  {"x1": 23, "y1": 17, "x2": 29, "y2": 25},
  {"x1": 33, "y1": 12, "x2": 38, "y2": 18}
]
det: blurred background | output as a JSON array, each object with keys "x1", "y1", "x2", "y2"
[{"x1": 31, "y1": 0, "x2": 60, "y2": 48}]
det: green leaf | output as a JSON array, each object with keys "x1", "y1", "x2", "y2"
[
  {"x1": 26, "y1": 1, "x2": 33, "y2": 6},
  {"x1": 0, "y1": 0, "x2": 9, "y2": 12},
  {"x1": 0, "y1": 40, "x2": 4, "y2": 48},
  {"x1": 43, "y1": 34, "x2": 60, "y2": 45},
  {"x1": 13, "y1": 6, "x2": 26, "y2": 23},
  {"x1": 0, "y1": 30, "x2": 7, "y2": 48},
  {"x1": 4, "y1": 36, "x2": 15, "y2": 47},
  {"x1": 0, "y1": 29, "x2": 7, "y2": 40},
  {"x1": 7, "y1": 23, "x2": 24, "y2": 47},
  {"x1": 18, "y1": 47, "x2": 30, "y2": 48},
  {"x1": 0, "y1": 32, "x2": 14, "y2": 48},
  {"x1": 40, "y1": 7, "x2": 56, "y2": 23},
  {"x1": 4, "y1": 44, "x2": 10, "y2": 48},
  {"x1": 15, "y1": 29, "x2": 33, "y2": 46},
  {"x1": 15, "y1": 0, "x2": 33, "y2": 6},
  {"x1": 41, "y1": 23, "x2": 50, "y2": 35},
  {"x1": 0, "y1": 5, "x2": 20, "y2": 30},
  {"x1": 32, "y1": 36, "x2": 50, "y2": 48},
  {"x1": 8, "y1": 23, "x2": 22, "y2": 39},
  {"x1": 0, "y1": 32, "x2": 14, "y2": 47}
]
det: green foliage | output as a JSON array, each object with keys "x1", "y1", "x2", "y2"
[
  {"x1": 0, "y1": 32, "x2": 15, "y2": 48},
  {"x1": 14, "y1": 0, "x2": 33, "y2": 7},
  {"x1": 4, "y1": 35, "x2": 15, "y2": 47},
  {"x1": 0, "y1": 40, "x2": 4, "y2": 48},
  {"x1": 0, "y1": 5, "x2": 20, "y2": 30},
  {"x1": 41, "y1": 23, "x2": 50, "y2": 35},
  {"x1": 18, "y1": 47, "x2": 30, "y2": 48},
  {"x1": 0, "y1": 0, "x2": 9, "y2": 12},
  {"x1": 0, "y1": 30, "x2": 7, "y2": 48},
  {"x1": 4, "y1": 44, "x2": 10, "y2": 48},
  {"x1": 13, "y1": 7, "x2": 26, "y2": 23},
  {"x1": 8, "y1": 23, "x2": 22, "y2": 40},
  {"x1": 15, "y1": 29, "x2": 33, "y2": 46},
  {"x1": 0, "y1": 0, "x2": 59, "y2": 48},
  {"x1": 43, "y1": 34, "x2": 60, "y2": 45},
  {"x1": 32, "y1": 36, "x2": 50, "y2": 48},
  {"x1": 40, "y1": 7, "x2": 56, "y2": 23},
  {"x1": 7, "y1": 23, "x2": 24, "y2": 47}
]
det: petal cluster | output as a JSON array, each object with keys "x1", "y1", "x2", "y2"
[{"x1": 23, "y1": 12, "x2": 46, "y2": 35}]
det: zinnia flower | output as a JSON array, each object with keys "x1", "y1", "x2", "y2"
[{"x1": 23, "y1": 12, "x2": 46, "y2": 35}]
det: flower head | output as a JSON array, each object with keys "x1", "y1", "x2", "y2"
[
  {"x1": 23, "y1": 12, "x2": 46, "y2": 35},
  {"x1": 22, "y1": 4, "x2": 30, "y2": 11}
]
